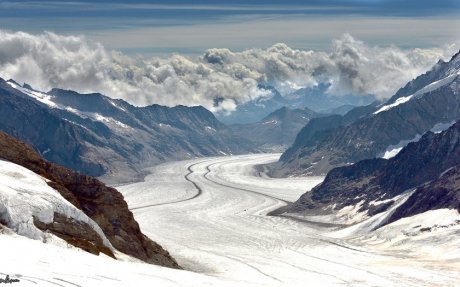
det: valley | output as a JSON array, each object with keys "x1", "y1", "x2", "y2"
[
  {"x1": 0, "y1": 8, "x2": 459, "y2": 285},
  {"x1": 118, "y1": 154, "x2": 459, "y2": 286}
]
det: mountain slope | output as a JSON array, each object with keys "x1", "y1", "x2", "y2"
[
  {"x1": 0, "y1": 79, "x2": 255, "y2": 182},
  {"x1": 0, "y1": 130, "x2": 179, "y2": 268},
  {"x1": 280, "y1": 119, "x2": 460, "y2": 227},
  {"x1": 230, "y1": 107, "x2": 319, "y2": 151},
  {"x1": 275, "y1": 51, "x2": 460, "y2": 176}
]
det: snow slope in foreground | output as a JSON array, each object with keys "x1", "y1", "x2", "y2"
[
  {"x1": 0, "y1": 233, "x2": 244, "y2": 287},
  {"x1": 0, "y1": 159, "x2": 112, "y2": 250},
  {"x1": 0, "y1": 159, "x2": 249, "y2": 286}
]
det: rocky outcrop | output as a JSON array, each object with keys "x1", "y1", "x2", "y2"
[
  {"x1": 275, "y1": 51, "x2": 460, "y2": 176},
  {"x1": 284, "y1": 119, "x2": 460, "y2": 224},
  {"x1": 33, "y1": 212, "x2": 115, "y2": 258},
  {"x1": 0, "y1": 130, "x2": 180, "y2": 268}
]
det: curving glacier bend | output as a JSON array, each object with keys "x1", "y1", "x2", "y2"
[{"x1": 120, "y1": 154, "x2": 460, "y2": 286}]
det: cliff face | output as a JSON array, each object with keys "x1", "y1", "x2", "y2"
[{"x1": 0, "y1": 130, "x2": 180, "y2": 268}]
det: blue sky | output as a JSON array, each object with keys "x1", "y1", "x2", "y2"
[{"x1": 0, "y1": 0, "x2": 459, "y2": 54}]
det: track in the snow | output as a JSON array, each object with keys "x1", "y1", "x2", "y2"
[
  {"x1": 130, "y1": 161, "x2": 205, "y2": 210},
  {"x1": 203, "y1": 162, "x2": 291, "y2": 205},
  {"x1": 130, "y1": 159, "x2": 290, "y2": 211}
]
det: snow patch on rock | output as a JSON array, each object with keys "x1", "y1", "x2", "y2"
[
  {"x1": 380, "y1": 121, "x2": 456, "y2": 159},
  {"x1": 7, "y1": 82, "x2": 130, "y2": 129},
  {"x1": 373, "y1": 95, "x2": 413, "y2": 114},
  {"x1": 374, "y1": 72, "x2": 459, "y2": 115},
  {"x1": 7, "y1": 81, "x2": 58, "y2": 108}
]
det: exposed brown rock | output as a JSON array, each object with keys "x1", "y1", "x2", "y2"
[
  {"x1": 0, "y1": 130, "x2": 180, "y2": 269},
  {"x1": 33, "y1": 212, "x2": 115, "y2": 258}
]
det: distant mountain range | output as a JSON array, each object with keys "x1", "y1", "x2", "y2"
[
  {"x1": 216, "y1": 84, "x2": 376, "y2": 124},
  {"x1": 0, "y1": 79, "x2": 255, "y2": 183},
  {"x1": 272, "y1": 50, "x2": 460, "y2": 177},
  {"x1": 230, "y1": 106, "x2": 320, "y2": 152}
]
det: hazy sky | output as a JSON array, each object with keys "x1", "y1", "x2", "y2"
[{"x1": 0, "y1": 0, "x2": 459, "y2": 55}]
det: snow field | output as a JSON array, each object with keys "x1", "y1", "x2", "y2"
[
  {"x1": 0, "y1": 154, "x2": 458, "y2": 286},
  {"x1": 120, "y1": 154, "x2": 460, "y2": 286}
]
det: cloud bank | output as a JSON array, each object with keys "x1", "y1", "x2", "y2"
[{"x1": 0, "y1": 30, "x2": 457, "y2": 112}]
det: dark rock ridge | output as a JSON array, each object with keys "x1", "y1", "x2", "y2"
[
  {"x1": 0, "y1": 130, "x2": 180, "y2": 268},
  {"x1": 230, "y1": 107, "x2": 320, "y2": 151},
  {"x1": 283, "y1": 119, "x2": 460, "y2": 225},
  {"x1": 0, "y1": 81, "x2": 106, "y2": 176},
  {"x1": 387, "y1": 166, "x2": 460, "y2": 225},
  {"x1": 274, "y1": 51, "x2": 460, "y2": 176},
  {"x1": 270, "y1": 103, "x2": 379, "y2": 175},
  {"x1": 318, "y1": 104, "x2": 357, "y2": 116},
  {"x1": 0, "y1": 79, "x2": 255, "y2": 182}
]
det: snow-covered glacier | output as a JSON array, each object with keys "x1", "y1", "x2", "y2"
[{"x1": 1, "y1": 154, "x2": 458, "y2": 286}]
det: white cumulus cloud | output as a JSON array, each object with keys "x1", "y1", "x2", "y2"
[{"x1": 0, "y1": 30, "x2": 457, "y2": 113}]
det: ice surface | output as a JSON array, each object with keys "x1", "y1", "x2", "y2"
[
  {"x1": 262, "y1": 120, "x2": 279, "y2": 125},
  {"x1": 0, "y1": 159, "x2": 113, "y2": 250},
  {"x1": 118, "y1": 154, "x2": 459, "y2": 286},
  {"x1": 0, "y1": 233, "x2": 246, "y2": 287},
  {"x1": 1, "y1": 154, "x2": 457, "y2": 286},
  {"x1": 412, "y1": 72, "x2": 459, "y2": 98}
]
